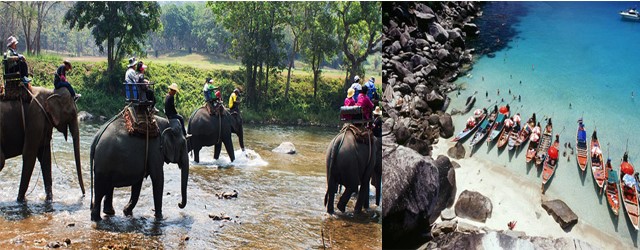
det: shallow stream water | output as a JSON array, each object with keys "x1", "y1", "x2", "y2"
[{"x1": 0, "y1": 122, "x2": 381, "y2": 249}]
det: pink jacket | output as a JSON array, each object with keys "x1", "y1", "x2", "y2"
[
  {"x1": 342, "y1": 97, "x2": 356, "y2": 120},
  {"x1": 357, "y1": 93, "x2": 374, "y2": 120}
]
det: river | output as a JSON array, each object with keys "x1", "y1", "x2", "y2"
[{"x1": 0, "y1": 122, "x2": 381, "y2": 249}]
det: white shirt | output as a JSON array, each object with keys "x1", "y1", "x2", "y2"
[
  {"x1": 125, "y1": 68, "x2": 138, "y2": 84},
  {"x1": 350, "y1": 82, "x2": 362, "y2": 91}
]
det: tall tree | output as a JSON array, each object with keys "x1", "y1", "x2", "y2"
[
  {"x1": 4, "y1": 1, "x2": 59, "y2": 54},
  {"x1": 64, "y1": 2, "x2": 161, "y2": 86},
  {"x1": 282, "y1": 2, "x2": 308, "y2": 100},
  {"x1": 300, "y1": 2, "x2": 338, "y2": 98},
  {"x1": 209, "y1": 2, "x2": 285, "y2": 106},
  {"x1": 336, "y1": 1, "x2": 382, "y2": 89}
]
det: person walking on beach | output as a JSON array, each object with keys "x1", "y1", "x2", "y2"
[{"x1": 486, "y1": 91, "x2": 488, "y2": 98}]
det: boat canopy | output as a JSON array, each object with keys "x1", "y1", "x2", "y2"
[
  {"x1": 608, "y1": 169, "x2": 619, "y2": 183},
  {"x1": 578, "y1": 130, "x2": 587, "y2": 142}
]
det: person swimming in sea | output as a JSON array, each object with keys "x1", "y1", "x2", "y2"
[{"x1": 569, "y1": 103, "x2": 572, "y2": 109}]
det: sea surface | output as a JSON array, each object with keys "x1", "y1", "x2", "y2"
[{"x1": 450, "y1": 2, "x2": 640, "y2": 248}]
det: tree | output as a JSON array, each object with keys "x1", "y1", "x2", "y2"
[
  {"x1": 209, "y1": 2, "x2": 285, "y2": 106},
  {"x1": 64, "y1": 2, "x2": 161, "y2": 86},
  {"x1": 300, "y1": 2, "x2": 339, "y2": 98},
  {"x1": 336, "y1": 2, "x2": 382, "y2": 89},
  {"x1": 3, "y1": 1, "x2": 59, "y2": 55},
  {"x1": 282, "y1": 2, "x2": 308, "y2": 100}
]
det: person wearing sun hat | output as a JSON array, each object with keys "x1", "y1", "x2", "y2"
[
  {"x1": 54, "y1": 59, "x2": 81, "y2": 101},
  {"x1": 372, "y1": 106, "x2": 383, "y2": 137},
  {"x1": 350, "y1": 75, "x2": 362, "y2": 102},
  {"x1": 124, "y1": 57, "x2": 141, "y2": 101},
  {"x1": 341, "y1": 88, "x2": 356, "y2": 120},
  {"x1": 165, "y1": 83, "x2": 186, "y2": 136},
  {"x1": 4, "y1": 36, "x2": 32, "y2": 90}
]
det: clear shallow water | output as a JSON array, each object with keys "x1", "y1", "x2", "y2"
[
  {"x1": 0, "y1": 122, "x2": 380, "y2": 249},
  {"x1": 451, "y1": 2, "x2": 640, "y2": 248}
]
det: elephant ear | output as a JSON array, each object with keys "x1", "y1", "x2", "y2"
[
  {"x1": 45, "y1": 94, "x2": 65, "y2": 127},
  {"x1": 161, "y1": 120, "x2": 184, "y2": 164}
]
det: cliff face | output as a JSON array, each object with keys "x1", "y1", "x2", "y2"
[{"x1": 381, "y1": 2, "x2": 481, "y2": 156}]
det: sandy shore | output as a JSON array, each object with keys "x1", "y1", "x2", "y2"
[{"x1": 431, "y1": 139, "x2": 634, "y2": 250}]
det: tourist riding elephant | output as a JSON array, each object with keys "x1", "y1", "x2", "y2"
[
  {"x1": 187, "y1": 106, "x2": 245, "y2": 163},
  {"x1": 324, "y1": 126, "x2": 379, "y2": 214},
  {"x1": 0, "y1": 87, "x2": 84, "y2": 202},
  {"x1": 90, "y1": 116, "x2": 189, "y2": 221}
]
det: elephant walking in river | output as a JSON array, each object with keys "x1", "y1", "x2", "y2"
[
  {"x1": 0, "y1": 87, "x2": 84, "y2": 202},
  {"x1": 324, "y1": 125, "x2": 379, "y2": 214},
  {"x1": 187, "y1": 105, "x2": 245, "y2": 163},
  {"x1": 90, "y1": 115, "x2": 189, "y2": 221}
]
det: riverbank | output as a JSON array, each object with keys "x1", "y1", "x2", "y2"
[
  {"x1": 24, "y1": 54, "x2": 378, "y2": 127},
  {"x1": 430, "y1": 139, "x2": 633, "y2": 250}
]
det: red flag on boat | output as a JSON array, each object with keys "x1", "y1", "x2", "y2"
[
  {"x1": 499, "y1": 106, "x2": 508, "y2": 114},
  {"x1": 548, "y1": 146, "x2": 559, "y2": 159},
  {"x1": 621, "y1": 162, "x2": 635, "y2": 175}
]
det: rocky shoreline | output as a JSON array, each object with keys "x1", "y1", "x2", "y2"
[{"x1": 381, "y1": 2, "x2": 606, "y2": 249}]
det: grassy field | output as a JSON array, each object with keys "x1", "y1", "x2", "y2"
[{"x1": 66, "y1": 51, "x2": 382, "y2": 85}]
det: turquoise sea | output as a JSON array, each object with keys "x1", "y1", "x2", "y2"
[{"x1": 450, "y1": 2, "x2": 640, "y2": 247}]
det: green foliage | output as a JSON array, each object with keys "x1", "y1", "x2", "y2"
[{"x1": 64, "y1": 2, "x2": 162, "y2": 79}]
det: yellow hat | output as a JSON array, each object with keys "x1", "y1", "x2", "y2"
[
  {"x1": 347, "y1": 88, "x2": 355, "y2": 98},
  {"x1": 169, "y1": 83, "x2": 180, "y2": 92}
]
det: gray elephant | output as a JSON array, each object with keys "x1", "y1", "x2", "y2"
[
  {"x1": 187, "y1": 106, "x2": 245, "y2": 163},
  {"x1": 372, "y1": 138, "x2": 382, "y2": 207},
  {"x1": 324, "y1": 126, "x2": 379, "y2": 214},
  {"x1": 0, "y1": 87, "x2": 84, "y2": 202},
  {"x1": 90, "y1": 114, "x2": 189, "y2": 221}
]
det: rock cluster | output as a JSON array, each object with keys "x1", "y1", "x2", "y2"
[
  {"x1": 382, "y1": 2, "x2": 481, "y2": 156},
  {"x1": 422, "y1": 230, "x2": 598, "y2": 250},
  {"x1": 541, "y1": 199, "x2": 579, "y2": 230}
]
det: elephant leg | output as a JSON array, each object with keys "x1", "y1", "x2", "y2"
[
  {"x1": 91, "y1": 177, "x2": 108, "y2": 221},
  {"x1": 17, "y1": 149, "x2": 38, "y2": 202},
  {"x1": 37, "y1": 146, "x2": 53, "y2": 202},
  {"x1": 103, "y1": 188, "x2": 115, "y2": 215},
  {"x1": 151, "y1": 172, "x2": 164, "y2": 219},
  {"x1": 214, "y1": 142, "x2": 222, "y2": 160},
  {"x1": 337, "y1": 186, "x2": 357, "y2": 213},
  {"x1": 325, "y1": 179, "x2": 338, "y2": 214},
  {"x1": 224, "y1": 139, "x2": 235, "y2": 162},
  {"x1": 374, "y1": 180, "x2": 381, "y2": 207},
  {"x1": 193, "y1": 147, "x2": 201, "y2": 163},
  {"x1": 123, "y1": 180, "x2": 143, "y2": 216},
  {"x1": 355, "y1": 181, "x2": 370, "y2": 212}
]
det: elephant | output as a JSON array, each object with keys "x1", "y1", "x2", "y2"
[
  {"x1": 90, "y1": 114, "x2": 189, "y2": 221},
  {"x1": 187, "y1": 106, "x2": 245, "y2": 163},
  {"x1": 0, "y1": 87, "x2": 84, "y2": 202},
  {"x1": 324, "y1": 126, "x2": 379, "y2": 214},
  {"x1": 372, "y1": 138, "x2": 382, "y2": 207}
]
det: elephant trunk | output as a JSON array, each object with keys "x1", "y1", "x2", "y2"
[
  {"x1": 178, "y1": 149, "x2": 189, "y2": 209},
  {"x1": 70, "y1": 119, "x2": 85, "y2": 195}
]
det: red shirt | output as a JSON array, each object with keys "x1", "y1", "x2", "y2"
[{"x1": 356, "y1": 93, "x2": 374, "y2": 120}]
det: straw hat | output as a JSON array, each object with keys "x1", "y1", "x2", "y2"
[
  {"x1": 168, "y1": 83, "x2": 180, "y2": 92},
  {"x1": 63, "y1": 59, "x2": 72, "y2": 71},
  {"x1": 6, "y1": 36, "x2": 17, "y2": 47},
  {"x1": 347, "y1": 88, "x2": 355, "y2": 98},
  {"x1": 373, "y1": 106, "x2": 382, "y2": 116}
]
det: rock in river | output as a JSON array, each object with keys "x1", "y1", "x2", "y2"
[{"x1": 272, "y1": 142, "x2": 296, "y2": 154}]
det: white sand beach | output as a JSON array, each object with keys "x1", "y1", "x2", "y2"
[{"x1": 432, "y1": 139, "x2": 634, "y2": 250}]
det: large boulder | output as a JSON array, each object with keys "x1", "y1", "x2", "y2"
[
  {"x1": 439, "y1": 113, "x2": 454, "y2": 138},
  {"x1": 77, "y1": 111, "x2": 94, "y2": 122},
  {"x1": 382, "y1": 145, "x2": 441, "y2": 248},
  {"x1": 387, "y1": 40, "x2": 402, "y2": 55},
  {"x1": 432, "y1": 155, "x2": 456, "y2": 223},
  {"x1": 463, "y1": 23, "x2": 479, "y2": 36},
  {"x1": 426, "y1": 90, "x2": 446, "y2": 110},
  {"x1": 272, "y1": 142, "x2": 296, "y2": 154},
  {"x1": 447, "y1": 142, "x2": 466, "y2": 159},
  {"x1": 541, "y1": 200, "x2": 578, "y2": 230},
  {"x1": 428, "y1": 23, "x2": 449, "y2": 44},
  {"x1": 454, "y1": 190, "x2": 492, "y2": 223}
]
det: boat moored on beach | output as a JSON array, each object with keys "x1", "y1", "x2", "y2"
[
  {"x1": 542, "y1": 134, "x2": 560, "y2": 192},
  {"x1": 536, "y1": 118, "x2": 553, "y2": 166},
  {"x1": 605, "y1": 159, "x2": 620, "y2": 216},
  {"x1": 576, "y1": 120, "x2": 589, "y2": 173},
  {"x1": 620, "y1": 152, "x2": 640, "y2": 230},
  {"x1": 591, "y1": 130, "x2": 606, "y2": 192},
  {"x1": 452, "y1": 108, "x2": 488, "y2": 142}
]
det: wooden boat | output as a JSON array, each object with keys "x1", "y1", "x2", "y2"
[
  {"x1": 488, "y1": 112, "x2": 508, "y2": 143},
  {"x1": 526, "y1": 124, "x2": 541, "y2": 163},
  {"x1": 497, "y1": 119, "x2": 513, "y2": 148},
  {"x1": 535, "y1": 119, "x2": 553, "y2": 166},
  {"x1": 452, "y1": 109, "x2": 487, "y2": 142},
  {"x1": 605, "y1": 159, "x2": 620, "y2": 216},
  {"x1": 620, "y1": 152, "x2": 639, "y2": 230},
  {"x1": 470, "y1": 108, "x2": 497, "y2": 147},
  {"x1": 576, "y1": 122, "x2": 588, "y2": 173},
  {"x1": 542, "y1": 135, "x2": 560, "y2": 192},
  {"x1": 517, "y1": 113, "x2": 537, "y2": 149},
  {"x1": 591, "y1": 130, "x2": 606, "y2": 190},
  {"x1": 507, "y1": 118, "x2": 521, "y2": 151}
]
